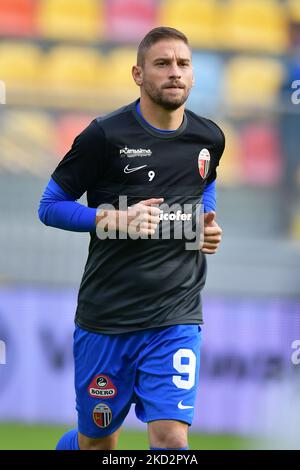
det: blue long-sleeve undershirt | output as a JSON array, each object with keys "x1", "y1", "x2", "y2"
[
  {"x1": 203, "y1": 180, "x2": 216, "y2": 212},
  {"x1": 38, "y1": 178, "x2": 97, "y2": 232}
]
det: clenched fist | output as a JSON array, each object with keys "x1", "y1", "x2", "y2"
[
  {"x1": 96, "y1": 198, "x2": 164, "y2": 237},
  {"x1": 122, "y1": 198, "x2": 163, "y2": 236}
]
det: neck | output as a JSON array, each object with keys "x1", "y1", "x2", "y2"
[{"x1": 139, "y1": 95, "x2": 184, "y2": 130}]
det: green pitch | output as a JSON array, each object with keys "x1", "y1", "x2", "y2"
[{"x1": 0, "y1": 423, "x2": 257, "y2": 450}]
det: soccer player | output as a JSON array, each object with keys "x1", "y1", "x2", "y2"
[{"x1": 38, "y1": 27, "x2": 225, "y2": 450}]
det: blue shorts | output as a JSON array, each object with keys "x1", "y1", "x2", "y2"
[{"x1": 73, "y1": 323, "x2": 202, "y2": 438}]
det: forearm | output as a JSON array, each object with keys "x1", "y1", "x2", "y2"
[
  {"x1": 39, "y1": 200, "x2": 97, "y2": 232},
  {"x1": 203, "y1": 180, "x2": 216, "y2": 213},
  {"x1": 38, "y1": 178, "x2": 96, "y2": 232}
]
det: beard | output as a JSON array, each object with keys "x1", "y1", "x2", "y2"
[{"x1": 142, "y1": 79, "x2": 191, "y2": 111}]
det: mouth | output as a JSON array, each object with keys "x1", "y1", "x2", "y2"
[
  {"x1": 163, "y1": 85, "x2": 185, "y2": 90},
  {"x1": 163, "y1": 83, "x2": 185, "y2": 89}
]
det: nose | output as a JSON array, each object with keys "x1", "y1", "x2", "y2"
[{"x1": 168, "y1": 62, "x2": 181, "y2": 79}]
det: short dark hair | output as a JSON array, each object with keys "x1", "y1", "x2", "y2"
[{"x1": 137, "y1": 26, "x2": 190, "y2": 66}]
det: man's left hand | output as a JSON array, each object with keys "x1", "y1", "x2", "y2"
[{"x1": 201, "y1": 211, "x2": 222, "y2": 255}]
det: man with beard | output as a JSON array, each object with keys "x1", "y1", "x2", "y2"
[{"x1": 39, "y1": 27, "x2": 225, "y2": 450}]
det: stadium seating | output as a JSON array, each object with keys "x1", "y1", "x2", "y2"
[
  {"x1": 188, "y1": 52, "x2": 224, "y2": 114},
  {"x1": 215, "y1": 122, "x2": 241, "y2": 187},
  {"x1": 225, "y1": 56, "x2": 285, "y2": 108},
  {"x1": 219, "y1": 0, "x2": 288, "y2": 53},
  {"x1": 0, "y1": 0, "x2": 36, "y2": 37},
  {"x1": 0, "y1": 42, "x2": 42, "y2": 85},
  {"x1": 43, "y1": 46, "x2": 105, "y2": 89},
  {"x1": 105, "y1": 0, "x2": 157, "y2": 42},
  {"x1": 105, "y1": 47, "x2": 139, "y2": 96},
  {"x1": 37, "y1": 0, "x2": 102, "y2": 41},
  {"x1": 157, "y1": 0, "x2": 218, "y2": 49},
  {"x1": 239, "y1": 123, "x2": 282, "y2": 186},
  {"x1": 0, "y1": 111, "x2": 56, "y2": 175},
  {"x1": 288, "y1": 0, "x2": 300, "y2": 22}
]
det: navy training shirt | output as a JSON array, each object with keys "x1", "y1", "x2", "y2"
[{"x1": 51, "y1": 99, "x2": 225, "y2": 333}]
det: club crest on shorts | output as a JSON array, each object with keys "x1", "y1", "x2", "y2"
[
  {"x1": 198, "y1": 148, "x2": 211, "y2": 179},
  {"x1": 93, "y1": 403, "x2": 112, "y2": 428},
  {"x1": 88, "y1": 374, "x2": 117, "y2": 399}
]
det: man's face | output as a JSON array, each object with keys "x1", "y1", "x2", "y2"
[{"x1": 135, "y1": 39, "x2": 194, "y2": 111}]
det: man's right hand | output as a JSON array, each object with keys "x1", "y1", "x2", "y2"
[
  {"x1": 96, "y1": 198, "x2": 164, "y2": 237},
  {"x1": 122, "y1": 198, "x2": 164, "y2": 236}
]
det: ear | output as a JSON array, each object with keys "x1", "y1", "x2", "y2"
[{"x1": 132, "y1": 65, "x2": 143, "y2": 86}]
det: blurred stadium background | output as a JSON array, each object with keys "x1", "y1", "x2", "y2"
[{"x1": 0, "y1": 0, "x2": 300, "y2": 450}]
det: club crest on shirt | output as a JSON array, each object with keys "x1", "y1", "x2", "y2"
[
  {"x1": 88, "y1": 374, "x2": 117, "y2": 399},
  {"x1": 198, "y1": 148, "x2": 211, "y2": 179},
  {"x1": 93, "y1": 403, "x2": 112, "y2": 428}
]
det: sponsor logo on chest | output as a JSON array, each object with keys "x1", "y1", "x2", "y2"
[{"x1": 120, "y1": 146, "x2": 152, "y2": 158}]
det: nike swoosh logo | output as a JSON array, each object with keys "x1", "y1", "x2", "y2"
[
  {"x1": 178, "y1": 400, "x2": 194, "y2": 410},
  {"x1": 124, "y1": 164, "x2": 147, "y2": 174}
]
